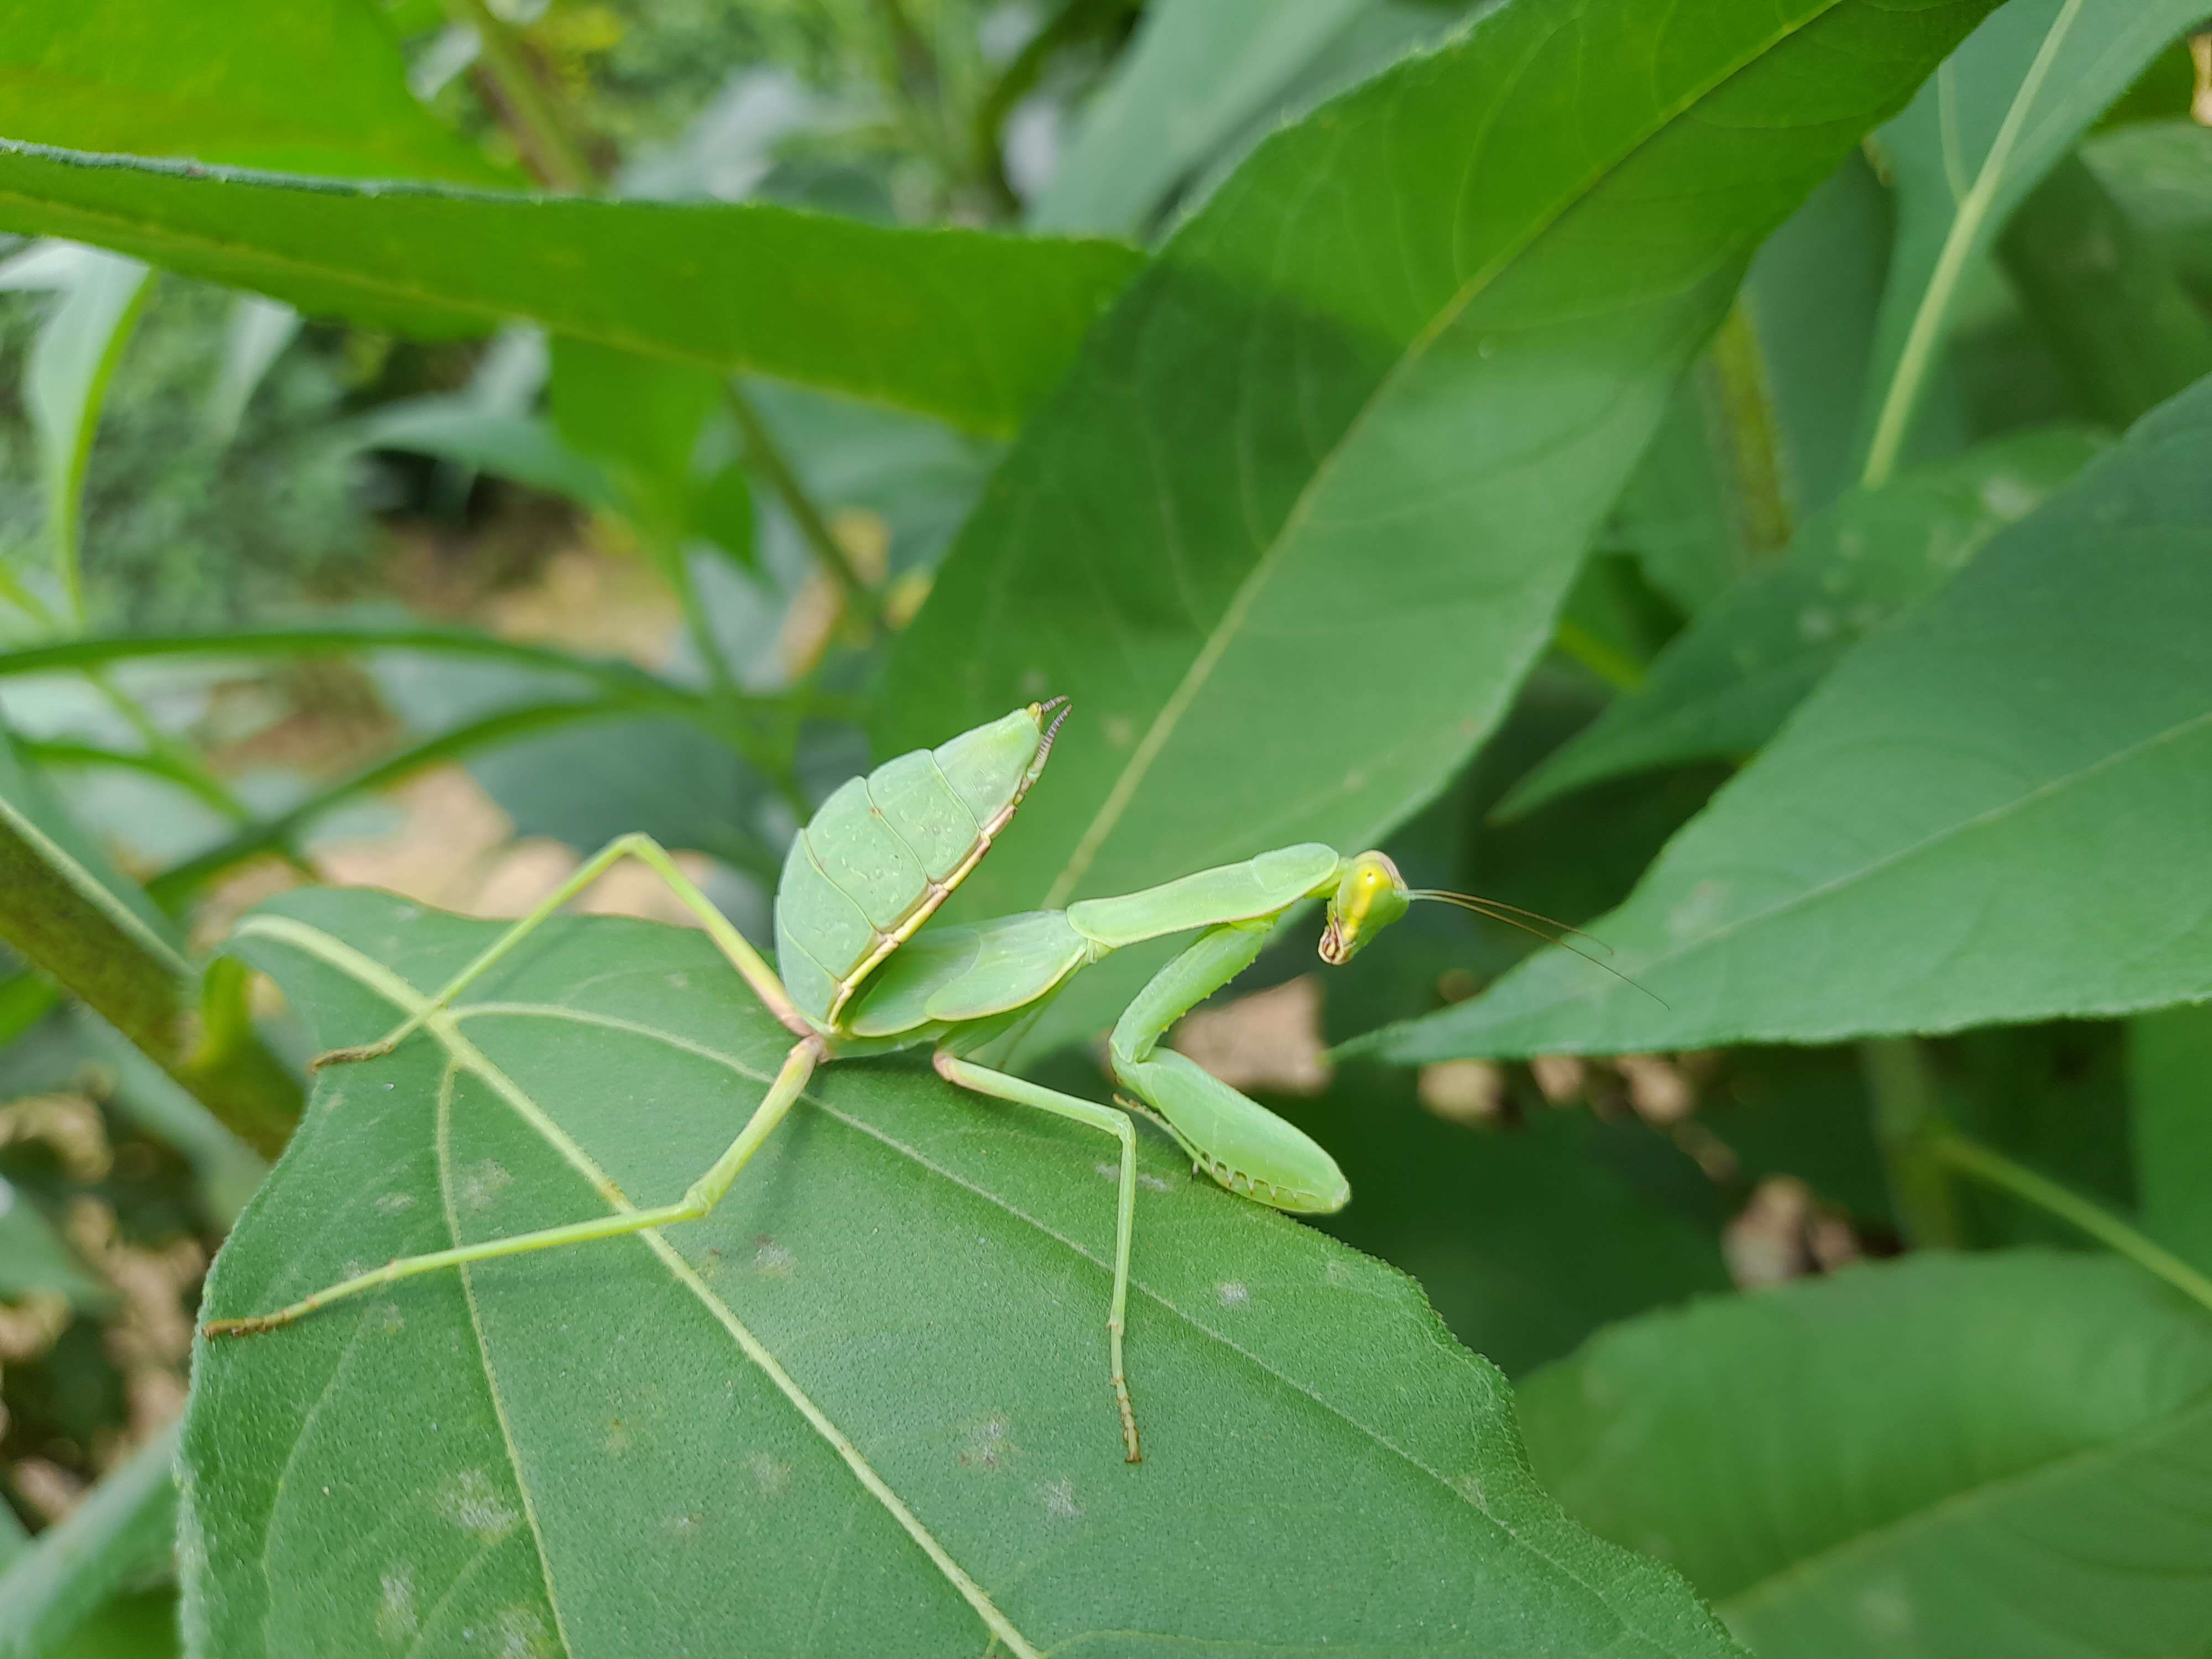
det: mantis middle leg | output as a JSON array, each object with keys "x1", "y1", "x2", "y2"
[
  {"x1": 315, "y1": 832, "x2": 813, "y2": 1070},
  {"x1": 206, "y1": 1034, "x2": 823, "y2": 1335},
  {"x1": 931, "y1": 1049, "x2": 1143, "y2": 1463}
]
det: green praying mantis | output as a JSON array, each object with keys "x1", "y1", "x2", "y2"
[{"x1": 206, "y1": 700, "x2": 1630, "y2": 1462}]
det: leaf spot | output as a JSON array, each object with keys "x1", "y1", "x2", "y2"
[
  {"x1": 1217, "y1": 1281, "x2": 1250, "y2": 1307},
  {"x1": 374, "y1": 1192, "x2": 416, "y2": 1214},
  {"x1": 752, "y1": 1237, "x2": 795, "y2": 1277},
  {"x1": 747, "y1": 1449, "x2": 792, "y2": 1498},
  {"x1": 958, "y1": 1413, "x2": 1013, "y2": 1472},
  {"x1": 1796, "y1": 607, "x2": 1835, "y2": 642},
  {"x1": 437, "y1": 1469, "x2": 520, "y2": 1541},
  {"x1": 1103, "y1": 715, "x2": 1135, "y2": 749},
  {"x1": 1138, "y1": 1171, "x2": 1171, "y2": 1192},
  {"x1": 1040, "y1": 1477, "x2": 1082, "y2": 1521},
  {"x1": 1666, "y1": 880, "x2": 1727, "y2": 942},
  {"x1": 667, "y1": 971, "x2": 690, "y2": 989},
  {"x1": 375, "y1": 1568, "x2": 416, "y2": 1645},
  {"x1": 491, "y1": 1604, "x2": 557, "y2": 1659},
  {"x1": 458, "y1": 1160, "x2": 514, "y2": 1212}
]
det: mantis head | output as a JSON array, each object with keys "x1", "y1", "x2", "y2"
[{"x1": 1318, "y1": 851, "x2": 1410, "y2": 964}]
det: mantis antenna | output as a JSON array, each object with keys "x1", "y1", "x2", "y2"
[{"x1": 1407, "y1": 889, "x2": 1668, "y2": 1008}]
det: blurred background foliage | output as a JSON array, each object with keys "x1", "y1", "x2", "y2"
[{"x1": 1, "y1": 1, "x2": 2210, "y2": 1652}]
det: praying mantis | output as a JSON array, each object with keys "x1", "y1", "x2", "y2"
[{"x1": 206, "y1": 699, "x2": 1621, "y2": 1463}]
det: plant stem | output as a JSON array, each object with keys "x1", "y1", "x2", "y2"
[
  {"x1": 1860, "y1": 1035, "x2": 1964, "y2": 1248},
  {"x1": 722, "y1": 383, "x2": 886, "y2": 633},
  {"x1": 1552, "y1": 620, "x2": 1646, "y2": 693},
  {"x1": 444, "y1": 0, "x2": 596, "y2": 191},
  {"x1": 1931, "y1": 1130, "x2": 2212, "y2": 1316}
]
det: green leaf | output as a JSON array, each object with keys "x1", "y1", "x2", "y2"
[
  {"x1": 349, "y1": 397, "x2": 622, "y2": 512},
  {"x1": 0, "y1": 0, "x2": 502, "y2": 184},
  {"x1": 878, "y1": 0, "x2": 2005, "y2": 1048},
  {"x1": 1858, "y1": 0, "x2": 2210, "y2": 484},
  {"x1": 201, "y1": 295, "x2": 301, "y2": 446},
  {"x1": 1517, "y1": 1251, "x2": 2212, "y2": 1657},
  {"x1": 1030, "y1": 0, "x2": 1371, "y2": 237},
  {"x1": 2087, "y1": 120, "x2": 2212, "y2": 307},
  {"x1": 14, "y1": 246, "x2": 153, "y2": 618},
  {"x1": 1360, "y1": 377, "x2": 2212, "y2": 1063},
  {"x1": 1501, "y1": 426, "x2": 2102, "y2": 818},
  {"x1": 0, "y1": 725, "x2": 300, "y2": 1155},
  {"x1": 2128, "y1": 1000, "x2": 2212, "y2": 1273},
  {"x1": 1996, "y1": 149, "x2": 2212, "y2": 427},
  {"x1": 186, "y1": 886, "x2": 1741, "y2": 1656},
  {"x1": 0, "y1": 1421, "x2": 179, "y2": 1659},
  {"x1": 0, "y1": 142, "x2": 1144, "y2": 437}
]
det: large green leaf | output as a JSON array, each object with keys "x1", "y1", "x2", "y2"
[
  {"x1": 1858, "y1": 0, "x2": 2209, "y2": 483},
  {"x1": 0, "y1": 143, "x2": 1144, "y2": 437},
  {"x1": 0, "y1": 0, "x2": 500, "y2": 183},
  {"x1": 1517, "y1": 1251, "x2": 2212, "y2": 1657},
  {"x1": 1362, "y1": 375, "x2": 2212, "y2": 1063},
  {"x1": 2087, "y1": 121, "x2": 2212, "y2": 306},
  {"x1": 877, "y1": 0, "x2": 2004, "y2": 1048},
  {"x1": 1500, "y1": 426, "x2": 2101, "y2": 818},
  {"x1": 186, "y1": 887, "x2": 1740, "y2": 1656}
]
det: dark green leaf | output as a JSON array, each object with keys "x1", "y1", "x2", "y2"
[
  {"x1": 547, "y1": 336, "x2": 721, "y2": 529},
  {"x1": 878, "y1": 0, "x2": 2005, "y2": 1050},
  {"x1": 0, "y1": 142, "x2": 1144, "y2": 437},
  {"x1": 2086, "y1": 119, "x2": 2212, "y2": 307},
  {"x1": 1858, "y1": 0, "x2": 2210, "y2": 483},
  {"x1": 1519, "y1": 1251, "x2": 2212, "y2": 1657},
  {"x1": 2130, "y1": 1000, "x2": 2212, "y2": 1272},
  {"x1": 187, "y1": 887, "x2": 1741, "y2": 1656},
  {"x1": 348, "y1": 398, "x2": 620, "y2": 513},
  {"x1": 1998, "y1": 149, "x2": 2212, "y2": 426},
  {"x1": 1501, "y1": 427, "x2": 2101, "y2": 818}
]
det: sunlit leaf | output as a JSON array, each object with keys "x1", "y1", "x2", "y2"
[
  {"x1": 186, "y1": 888, "x2": 1742, "y2": 1656},
  {"x1": 879, "y1": 0, "x2": 2009, "y2": 1049},
  {"x1": 1362, "y1": 377, "x2": 2212, "y2": 1063}
]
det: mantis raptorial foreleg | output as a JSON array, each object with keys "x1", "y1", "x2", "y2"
[
  {"x1": 931, "y1": 1050, "x2": 1143, "y2": 1462},
  {"x1": 206, "y1": 1035, "x2": 823, "y2": 1336},
  {"x1": 314, "y1": 831, "x2": 811, "y2": 1070}
]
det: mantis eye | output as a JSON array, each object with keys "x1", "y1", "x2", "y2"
[{"x1": 1319, "y1": 851, "x2": 1408, "y2": 965}]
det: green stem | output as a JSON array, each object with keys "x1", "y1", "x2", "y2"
[
  {"x1": 1932, "y1": 1130, "x2": 2212, "y2": 1316},
  {"x1": 444, "y1": 0, "x2": 596, "y2": 191},
  {"x1": 722, "y1": 383, "x2": 886, "y2": 632},
  {"x1": 1860, "y1": 1036, "x2": 1964, "y2": 1248}
]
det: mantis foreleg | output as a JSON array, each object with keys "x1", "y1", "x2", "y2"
[
  {"x1": 1108, "y1": 921, "x2": 1349, "y2": 1214},
  {"x1": 206, "y1": 1035, "x2": 823, "y2": 1335},
  {"x1": 316, "y1": 831, "x2": 812, "y2": 1069},
  {"x1": 931, "y1": 1051, "x2": 1143, "y2": 1463}
]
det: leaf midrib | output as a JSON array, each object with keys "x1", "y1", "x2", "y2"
[{"x1": 1037, "y1": 0, "x2": 1847, "y2": 909}]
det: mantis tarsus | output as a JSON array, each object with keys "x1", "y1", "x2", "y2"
[{"x1": 206, "y1": 701, "x2": 1626, "y2": 1462}]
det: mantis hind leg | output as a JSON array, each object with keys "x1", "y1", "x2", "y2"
[
  {"x1": 206, "y1": 1036, "x2": 822, "y2": 1336},
  {"x1": 316, "y1": 831, "x2": 812, "y2": 1069},
  {"x1": 932, "y1": 1051, "x2": 1142, "y2": 1464}
]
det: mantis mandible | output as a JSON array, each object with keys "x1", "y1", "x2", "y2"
[{"x1": 206, "y1": 701, "x2": 1624, "y2": 1462}]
